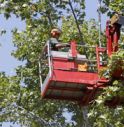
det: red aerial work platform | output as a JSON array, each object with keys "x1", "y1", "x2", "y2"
[
  {"x1": 39, "y1": 14, "x2": 124, "y2": 106},
  {"x1": 40, "y1": 41, "x2": 109, "y2": 105}
]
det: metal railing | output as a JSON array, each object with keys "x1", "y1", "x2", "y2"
[
  {"x1": 77, "y1": 44, "x2": 108, "y2": 71},
  {"x1": 39, "y1": 42, "x2": 108, "y2": 90},
  {"x1": 38, "y1": 42, "x2": 52, "y2": 91}
]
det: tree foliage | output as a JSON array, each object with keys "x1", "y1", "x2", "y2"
[
  {"x1": 0, "y1": 0, "x2": 86, "y2": 127},
  {"x1": 89, "y1": 50, "x2": 124, "y2": 127},
  {"x1": 0, "y1": 0, "x2": 124, "y2": 127},
  {"x1": 103, "y1": 0, "x2": 124, "y2": 13}
]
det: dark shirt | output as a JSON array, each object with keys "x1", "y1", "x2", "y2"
[{"x1": 48, "y1": 37, "x2": 59, "y2": 51}]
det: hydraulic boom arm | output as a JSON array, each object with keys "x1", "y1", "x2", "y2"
[{"x1": 106, "y1": 13, "x2": 124, "y2": 56}]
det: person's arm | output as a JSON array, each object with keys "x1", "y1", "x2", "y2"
[{"x1": 55, "y1": 43, "x2": 70, "y2": 48}]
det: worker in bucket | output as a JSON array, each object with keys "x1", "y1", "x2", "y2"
[{"x1": 49, "y1": 28, "x2": 70, "y2": 51}]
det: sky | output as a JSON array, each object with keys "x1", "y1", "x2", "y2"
[
  {"x1": 0, "y1": 0, "x2": 108, "y2": 126},
  {"x1": 0, "y1": 14, "x2": 25, "y2": 75}
]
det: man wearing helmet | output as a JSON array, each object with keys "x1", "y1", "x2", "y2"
[
  {"x1": 49, "y1": 28, "x2": 62, "y2": 50},
  {"x1": 49, "y1": 28, "x2": 70, "y2": 51}
]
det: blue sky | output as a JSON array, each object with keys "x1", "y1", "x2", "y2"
[
  {"x1": 0, "y1": 14, "x2": 25, "y2": 75},
  {"x1": 0, "y1": 0, "x2": 108, "y2": 126}
]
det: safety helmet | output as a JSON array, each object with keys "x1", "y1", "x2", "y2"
[{"x1": 51, "y1": 28, "x2": 62, "y2": 35}]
